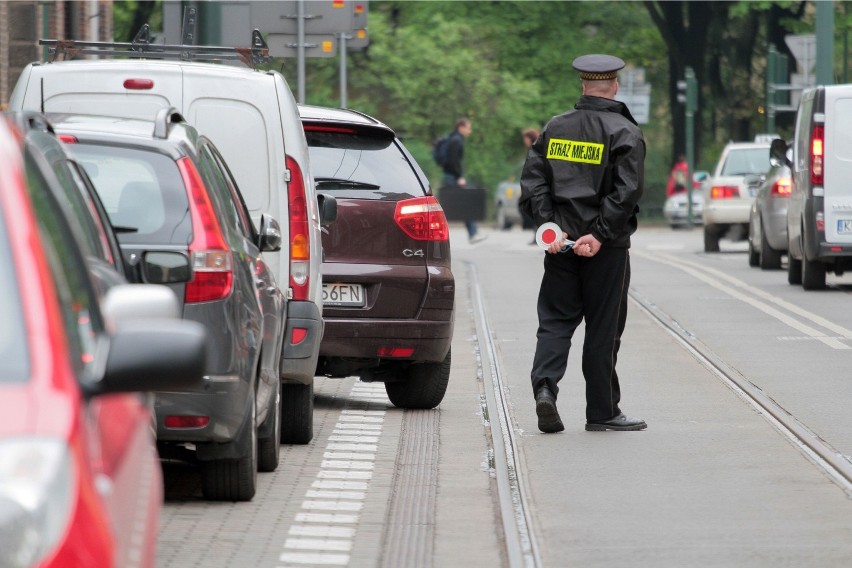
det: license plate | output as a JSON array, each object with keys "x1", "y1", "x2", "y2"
[
  {"x1": 838, "y1": 220, "x2": 852, "y2": 234},
  {"x1": 322, "y1": 283, "x2": 365, "y2": 307}
]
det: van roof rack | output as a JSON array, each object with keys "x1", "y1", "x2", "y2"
[{"x1": 40, "y1": 24, "x2": 271, "y2": 69}]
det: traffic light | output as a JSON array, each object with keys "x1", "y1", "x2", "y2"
[{"x1": 677, "y1": 67, "x2": 698, "y2": 115}]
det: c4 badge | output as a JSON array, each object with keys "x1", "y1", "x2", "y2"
[{"x1": 547, "y1": 138, "x2": 604, "y2": 165}]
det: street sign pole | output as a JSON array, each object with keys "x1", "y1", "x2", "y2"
[
  {"x1": 339, "y1": 33, "x2": 348, "y2": 108},
  {"x1": 297, "y1": 0, "x2": 305, "y2": 103},
  {"x1": 684, "y1": 67, "x2": 697, "y2": 225},
  {"x1": 816, "y1": 1, "x2": 834, "y2": 86}
]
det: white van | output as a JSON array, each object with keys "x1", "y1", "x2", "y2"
[
  {"x1": 10, "y1": 47, "x2": 334, "y2": 443},
  {"x1": 785, "y1": 84, "x2": 852, "y2": 290}
]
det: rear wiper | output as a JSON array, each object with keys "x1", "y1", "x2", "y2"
[
  {"x1": 112, "y1": 225, "x2": 139, "y2": 233},
  {"x1": 315, "y1": 177, "x2": 380, "y2": 190}
]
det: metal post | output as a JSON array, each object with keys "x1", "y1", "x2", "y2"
[
  {"x1": 297, "y1": 0, "x2": 305, "y2": 103},
  {"x1": 339, "y1": 33, "x2": 347, "y2": 108},
  {"x1": 685, "y1": 67, "x2": 696, "y2": 225},
  {"x1": 767, "y1": 45, "x2": 777, "y2": 135},
  {"x1": 816, "y1": 0, "x2": 835, "y2": 86}
]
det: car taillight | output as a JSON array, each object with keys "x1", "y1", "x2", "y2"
[
  {"x1": 770, "y1": 176, "x2": 792, "y2": 197},
  {"x1": 394, "y1": 196, "x2": 450, "y2": 241},
  {"x1": 177, "y1": 157, "x2": 233, "y2": 303},
  {"x1": 710, "y1": 185, "x2": 739, "y2": 199},
  {"x1": 286, "y1": 155, "x2": 310, "y2": 301},
  {"x1": 57, "y1": 134, "x2": 77, "y2": 144},
  {"x1": 811, "y1": 124, "x2": 824, "y2": 185}
]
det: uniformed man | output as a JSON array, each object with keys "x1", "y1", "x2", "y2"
[{"x1": 519, "y1": 54, "x2": 647, "y2": 434}]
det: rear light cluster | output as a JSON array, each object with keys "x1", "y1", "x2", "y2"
[
  {"x1": 710, "y1": 185, "x2": 739, "y2": 199},
  {"x1": 811, "y1": 124, "x2": 824, "y2": 185},
  {"x1": 394, "y1": 196, "x2": 450, "y2": 241},
  {"x1": 771, "y1": 176, "x2": 792, "y2": 197},
  {"x1": 177, "y1": 157, "x2": 234, "y2": 303},
  {"x1": 286, "y1": 155, "x2": 311, "y2": 301}
]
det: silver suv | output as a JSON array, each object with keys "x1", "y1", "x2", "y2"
[{"x1": 703, "y1": 141, "x2": 771, "y2": 252}]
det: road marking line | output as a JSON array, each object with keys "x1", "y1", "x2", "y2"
[
  {"x1": 323, "y1": 452, "x2": 376, "y2": 460},
  {"x1": 279, "y1": 551, "x2": 349, "y2": 565},
  {"x1": 289, "y1": 526, "x2": 356, "y2": 538},
  {"x1": 326, "y1": 444, "x2": 378, "y2": 452},
  {"x1": 334, "y1": 423, "x2": 382, "y2": 430},
  {"x1": 294, "y1": 513, "x2": 359, "y2": 524},
  {"x1": 306, "y1": 490, "x2": 366, "y2": 500},
  {"x1": 284, "y1": 538, "x2": 353, "y2": 552},
  {"x1": 321, "y1": 460, "x2": 375, "y2": 470},
  {"x1": 328, "y1": 435, "x2": 380, "y2": 443},
  {"x1": 312, "y1": 480, "x2": 369, "y2": 490},
  {"x1": 634, "y1": 249, "x2": 851, "y2": 349},
  {"x1": 317, "y1": 470, "x2": 373, "y2": 479}
]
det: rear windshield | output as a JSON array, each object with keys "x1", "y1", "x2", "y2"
[
  {"x1": 71, "y1": 144, "x2": 191, "y2": 245},
  {"x1": 720, "y1": 147, "x2": 770, "y2": 176},
  {"x1": 305, "y1": 127, "x2": 424, "y2": 200},
  {"x1": 0, "y1": 211, "x2": 29, "y2": 382}
]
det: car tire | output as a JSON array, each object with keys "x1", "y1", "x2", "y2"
[
  {"x1": 747, "y1": 238, "x2": 759, "y2": 267},
  {"x1": 385, "y1": 349, "x2": 451, "y2": 409},
  {"x1": 280, "y1": 382, "x2": 313, "y2": 444},
  {"x1": 703, "y1": 225, "x2": 720, "y2": 252},
  {"x1": 201, "y1": 396, "x2": 257, "y2": 502},
  {"x1": 759, "y1": 229, "x2": 782, "y2": 270},
  {"x1": 257, "y1": 378, "x2": 281, "y2": 472},
  {"x1": 787, "y1": 253, "x2": 802, "y2": 285},
  {"x1": 802, "y1": 256, "x2": 827, "y2": 290}
]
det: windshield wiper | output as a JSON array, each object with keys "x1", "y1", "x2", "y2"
[{"x1": 315, "y1": 177, "x2": 380, "y2": 190}]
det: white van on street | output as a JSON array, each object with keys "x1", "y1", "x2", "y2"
[{"x1": 785, "y1": 84, "x2": 852, "y2": 290}]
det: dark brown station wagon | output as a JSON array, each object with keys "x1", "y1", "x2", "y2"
[{"x1": 299, "y1": 105, "x2": 455, "y2": 409}]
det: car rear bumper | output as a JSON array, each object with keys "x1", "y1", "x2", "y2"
[
  {"x1": 280, "y1": 300, "x2": 322, "y2": 385},
  {"x1": 704, "y1": 200, "x2": 751, "y2": 224},
  {"x1": 154, "y1": 378, "x2": 250, "y2": 445},
  {"x1": 320, "y1": 318, "x2": 454, "y2": 362}
]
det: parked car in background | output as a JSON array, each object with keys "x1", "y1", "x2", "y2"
[
  {"x1": 786, "y1": 85, "x2": 852, "y2": 290},
  {"x1": 299, "y1": 105, "x2": 455, "y2": 409},
  {"x1": 748, "y1": 140, "x2": 792, "y2": 270},
  {"x1": 52, "y1": 109, "x2": 285, "y2": 501},
  {"x1": 495, "y1": 176, "x2": 524, "y2": 230},
  {"x1": 0, "y1": 114, "x2": 205, "y2": 567},
  {"x1": 9, "y1": 29, "x2": 336, "y2": 444},
  {"x1": 703, "y1": 140, "x2": 771, "y2": 252},
  {"x1": 663, "y1": 170, "x2": 709, "y2": 228}
]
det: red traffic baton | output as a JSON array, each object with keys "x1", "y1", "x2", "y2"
[{"x1": 535, "y1": 222, "x2": 574, "y2": 253}]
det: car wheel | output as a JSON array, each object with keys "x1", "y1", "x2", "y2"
[
  {"x1": 280, "y1": 382, "x2": 313, "y2": 444},
  {"x1": 703, "y1": 225, "x2": 720, "y2": 252},
  {"x1": 257, "y1": 378, "x2": 281, "y2": 472},
  {"x1": 759, "y1": 229, "x2": 782, "y2": 270},
  {"x1": 201, "y1": 396, "x2": 257, "y2": 501},
  {"x1": 787, "y1": 252, "x2": 802, "y2": 285},
  {"x1": 802, "y1": 256, "x2": 827, "y2": 290},
  {"x1": 747, "y1": 238, "x2": 759, "y2": 267},
  {"x1": 384, "y1": 349, "x2": 451, "y2": 409}
]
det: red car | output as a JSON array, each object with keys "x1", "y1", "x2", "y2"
[{"x1": 0, "y1": 116, "x2": 205, "y2": 566}]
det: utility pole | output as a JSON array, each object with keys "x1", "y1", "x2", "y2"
[{"x1": 816, "y1": 0, "x2": 834, "y2": 85}]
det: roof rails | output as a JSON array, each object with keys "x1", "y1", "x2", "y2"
[{"x1": 40, "y1": 24, "x2": 271, "y2": 70}]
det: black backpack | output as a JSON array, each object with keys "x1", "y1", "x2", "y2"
[{"x1": 432, "y1": 134, "x2": 450, "y2": 167}]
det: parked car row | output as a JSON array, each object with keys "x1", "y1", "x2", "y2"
[
  {"x1": 0, "y1": 112, "x2": 206, "y2": 567},
  {"x1": 7, "y1": 13, "x2": 452, "y2": 501}
]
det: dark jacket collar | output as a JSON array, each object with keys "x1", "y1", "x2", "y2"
[{"x1": 575, "y1": 95, "x2": 638, "y2": 126}]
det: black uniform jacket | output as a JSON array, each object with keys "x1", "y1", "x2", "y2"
[{"x1": 519, "y1": 95, "x2": 645, "y2": 248}]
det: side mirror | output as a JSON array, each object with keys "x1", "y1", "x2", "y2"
[
  {"x1": 102, "y1": 283, "x2": 181, "y2": 322},
  {"x1": 142, "y1": 251, "x2": 192, "y2": 284},
  {"x1": 258, "y1": 214, "x2": 282, "y2": 252},
  {"x1": 318, "y1": 193, "x2": 338, "y2": 226},
  {"x1": 770, "y1": 138, "x2": 791, "y2": 168}
]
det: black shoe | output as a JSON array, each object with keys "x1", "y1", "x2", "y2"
[
  {"x1": 585, "y1": 412, "x2": 647, "y2": 431},
  {"x1": 535, "y1": 387, "x2": 564, "y2": 433}
]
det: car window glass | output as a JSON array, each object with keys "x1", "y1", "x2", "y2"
[
  {"x1": 721, "y1": 148, "x2": 770, "y2": 176},
  {"x1": 197, "y1": 144, "x2": 248, "y2": 238},
  {"x1": 25, "y1": 150, "x2": 102, "y2": 382},
  {"x1": 795, "y1": 95, "x2": 814, "y2": 171},
  {"x1": 67, "y1": 160, "x2": 116, "y2": 268},
  {"x1": 306, "y1": 129, "x2": 424, "y2": 200},
  {"x1": 71, "y1": 144, "x2": 191, "y2": 246},
  {"x1": 0, "y1": 209, "x2": 29, "y2": 382},
  {"x1": 209, "y1": 144, "x2": 256, "y2": 239}
]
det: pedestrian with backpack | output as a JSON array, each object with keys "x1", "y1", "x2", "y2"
[{"x1": 437, "y1": 117, "x2": 485, "y2": 244}]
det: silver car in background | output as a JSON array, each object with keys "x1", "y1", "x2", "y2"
[
  {"x1": 663, "y1": 170, "x2": 709, "y2": 228},
  {"x1": 748, "y1": 139, "x2": 792, "y2": 270}
]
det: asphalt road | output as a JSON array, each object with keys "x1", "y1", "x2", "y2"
[{"x1": 156, "y1": 222, "x2": 852, "y2": 568}]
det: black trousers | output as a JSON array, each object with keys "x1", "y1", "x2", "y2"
[{"x1": 530, "y1": 246, "x2": 630, "y2": 421}]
